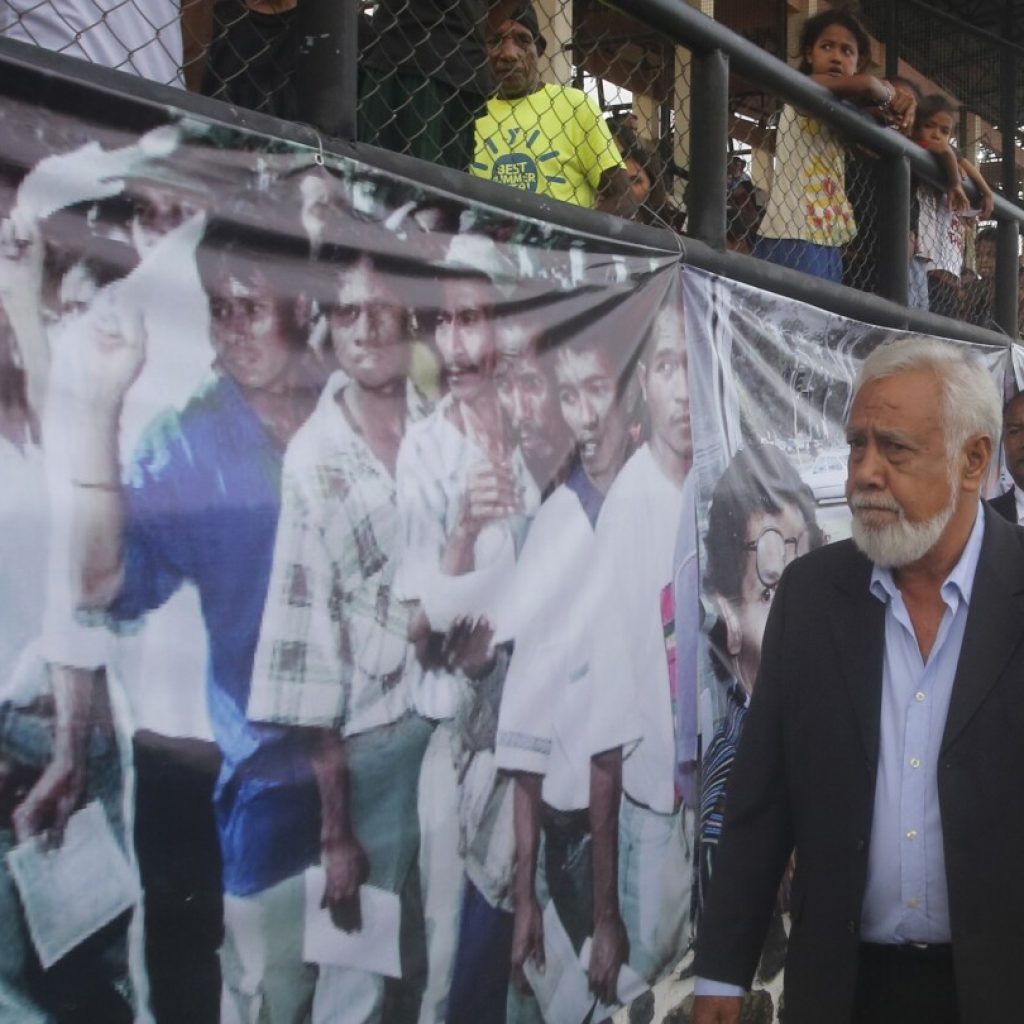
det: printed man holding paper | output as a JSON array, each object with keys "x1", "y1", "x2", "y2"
[
  {"x1": 65, "y1": 209, "x2": 327, "y2": 1024},
  {"x1": 247, "y1": 243, "x2": 437, "y2": 1022}
]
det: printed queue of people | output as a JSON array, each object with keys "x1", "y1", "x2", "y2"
[
  {"x1": 0, "y1": 113, "x2": 704, "y2": 1024},
  {"x1": 0, "y1": 132, "x2": 228, "y2": 1023}
]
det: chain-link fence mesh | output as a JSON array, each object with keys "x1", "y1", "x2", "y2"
[
  {"x1": 0, "y1": 0, "x2": 1020, "y2": 331},
  {"x1": 862, "y1": 0, "x2": 1023, "y2": 334},
  {"x1": 0, "y1": 0, "x2": 186, "y2": 84},
  {"x1": 198, "y1": 0, "x2": 303, "y2": 118},
  {"x1": 864, "y1": 0, "x2": 1024, "y2": 175}
]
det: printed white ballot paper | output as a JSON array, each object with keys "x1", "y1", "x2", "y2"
[
  {"x1": 6, "y1": 800, "x2": 140, "y2": 969},
  {"x1": 523, "y1": 900, "x2": 651, "y2": 1024},
  {"x1": 522, "y1": 900, "x2": 596, "y2": 1024},
  {"x1": 580, "y1": 937, "x2": 650, "y2": 1021},
  {"x1": 302, "y1": 866, "x2": 402, "y2": 978}
]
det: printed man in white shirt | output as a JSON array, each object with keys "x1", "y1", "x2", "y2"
[
  {"x1": 494, "y1": 320, "x2": 572, "y2": 495},
  {"x1": 0, "y1": 146, "x2": 218, "y2": 1022},
  {"x1": 394, "y1": 236, "x2": 540, "y2": 1023},
  {"x1": 585, "y1": 296, "x2": 697, "y2": 989},
  {"x1": 496, "y1": 328, "x2": 637, "y2": 1014}
]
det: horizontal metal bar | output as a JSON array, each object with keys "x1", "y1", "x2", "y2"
[
  {"x1": 0, "y1": 16, "x2": 1015, "y2": 224},
  {"x1": 0, "y1": 36, "x2": 682, "y2": 259}
]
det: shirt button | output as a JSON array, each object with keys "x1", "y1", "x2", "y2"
[
  {"x1": 910, "y1": 758, "x2": 921, "y2": 768},
  {"x1": 915, "y1": 692, "x2": 926, "y2": 702},
  {"x1": 906, "y1": 829, "x2": 918, "y2": 840},
  {"x1": 908, "y1": 897, "x2": 920, "y2": 908}
]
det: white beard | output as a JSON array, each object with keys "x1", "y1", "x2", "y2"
[{"x1": 849, "y1": 480, "x2": 958, "y2": 568}]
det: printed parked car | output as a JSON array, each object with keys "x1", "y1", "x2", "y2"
[{"x1": 800, "y1": 450, "x2": 847, "y2": 503}]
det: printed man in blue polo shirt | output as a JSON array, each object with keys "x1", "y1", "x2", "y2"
[{"x1": 64, "y1": 213, "x2": 327, "y2": 1022}]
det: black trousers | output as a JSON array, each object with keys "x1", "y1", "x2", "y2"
[
  {"x1": 133, "y1": 732, "x2": 223, "y2": 1024},
  {"x1": 541, "y1": 803, "x2": 593, "y2": 953},
  {"x1": 852, "y1": 943, "x2": 959, "y2": 1024}
]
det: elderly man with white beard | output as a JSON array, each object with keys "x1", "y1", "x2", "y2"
[{"x1": 694, "y1": 336, "x2": 1024, "y2": 1024}]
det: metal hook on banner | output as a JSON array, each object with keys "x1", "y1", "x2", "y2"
[
  {"x1": 293, "y1": 121, "x2": 327, "y2": 168},
  {"x1": 645, "y1": 207, "x2": 686, "y2": 262}
]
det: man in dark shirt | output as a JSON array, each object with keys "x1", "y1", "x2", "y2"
[
  {"x1": 202, "y1": 0, "x2": 302, "y2": 121},
  {"x1": 359, "y1": 0, "x2": 494, "y2": 169}
]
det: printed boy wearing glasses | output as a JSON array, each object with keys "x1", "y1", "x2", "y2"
[{"x1": 698, "y1": 444, "x2": 824, "y2": 918}]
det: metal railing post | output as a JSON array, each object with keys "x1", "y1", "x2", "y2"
[
  {"x1": 995, "y1": 218, "x2": 1019, "y2": 339},
  {"x1": 294, "y1": 0, "x2": 359, "y2": 141},
  {"x1": 884, "y1": 2, "x2": 900, "y2": 78},
  {"x1": 688, "y1": 47, "x2": 729, "y2": 251},
  {"x1": 995, "y1": 48, "x2": 1020, "y2": 339},
  {"x1": 876, "y1": 153, "x2": 911, "y2": 306}
]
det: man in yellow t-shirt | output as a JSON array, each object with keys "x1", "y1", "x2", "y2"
[{"x1": 472, "y1": 3, "x2": 634, "y2": 216}]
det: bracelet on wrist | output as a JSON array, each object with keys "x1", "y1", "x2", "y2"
[{"x1": 71, "y1": 479, "x2": 120, "y2": 491}]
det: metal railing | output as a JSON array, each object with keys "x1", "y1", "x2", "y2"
[{"x1": 0, "y1": 0, "x2": 1020, "y2": 348}]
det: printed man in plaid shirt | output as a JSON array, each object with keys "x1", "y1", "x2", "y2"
[{"x1": 248, "y1": 244, "x2": 435, "y2": 1022}]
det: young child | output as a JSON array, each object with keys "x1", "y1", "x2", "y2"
[
  {"x1": 963, "y1": 225, "x2": 998, "y2": 326},
  {"x1": 754, "y1": 9, "x2": 911, "y2": 282},
  {"x1": 912, "y1": 93, "x2": 995, "y2": 318}
]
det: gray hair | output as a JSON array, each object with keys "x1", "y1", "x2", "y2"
[{"x1": 852, "y1": 336, "x2": 1001, "y2": 460}]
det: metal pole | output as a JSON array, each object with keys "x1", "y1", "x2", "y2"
[
  {"x1": 294, "y1": 0, "x2": 359, "y2": 141},
  {"x1": 884, "y1": 1, "x2": 899, "y2": 79},
  {"x1": 688, "y1": 47, "x2": 729, "y2": 250},
  {"x1": 876, "y1": 154, "x2": 911, "y2": 305},
  {"x1": 659, "y1": 42, "x2": 675, "y2": 180},
  {"x1": 995, "y1": 47, "x2": 1019, "y2": 338}
]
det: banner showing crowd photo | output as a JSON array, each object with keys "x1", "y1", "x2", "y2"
[
  {"x1": 0, "y1": 50, "x2": 1016, "y2": 1024},
  {"x1": 678, "y1": 268, "x2": 1011, "y2": 1023},
  {"x1": 0, "y1": 53, "x2": 690, "y2": 1024}
]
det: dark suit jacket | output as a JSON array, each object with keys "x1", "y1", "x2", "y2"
[
  {"x1": 987, "y1": 487, "x2": 1017, "y2": 524},
  {"x1": 694, "y1": 504, "x2": 1024, "y2": 1024}
]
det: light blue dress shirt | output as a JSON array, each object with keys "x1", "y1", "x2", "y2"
[
  {"x1": 696, "y1": 505, "x2": 984, "y2": 996},
  {"x1": 860, "y1": 503, "x2": 984, "y2": 942}
]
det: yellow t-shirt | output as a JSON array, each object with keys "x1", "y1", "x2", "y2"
[{"x1": 472, "y1": 83, "x2": 624, "y2": 208}]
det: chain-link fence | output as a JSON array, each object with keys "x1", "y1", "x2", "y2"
[
  {"x1": 860, "y1": 0, "x2": 1024, "y2": 334},
  {"x1": 0, "y1": 0, "x2": 1020, "y2": 332},
  {"x1": 715, "y1": 1, "x2": 1019, "y2": 325}
]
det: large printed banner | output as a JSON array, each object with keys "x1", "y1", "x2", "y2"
[
  {"x1": 0, "y1": 58, "x2": 1014, "y2": 1024},
  {"x1": 682, "y1": 273, "x2": 1009, "y2": 1022}
]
